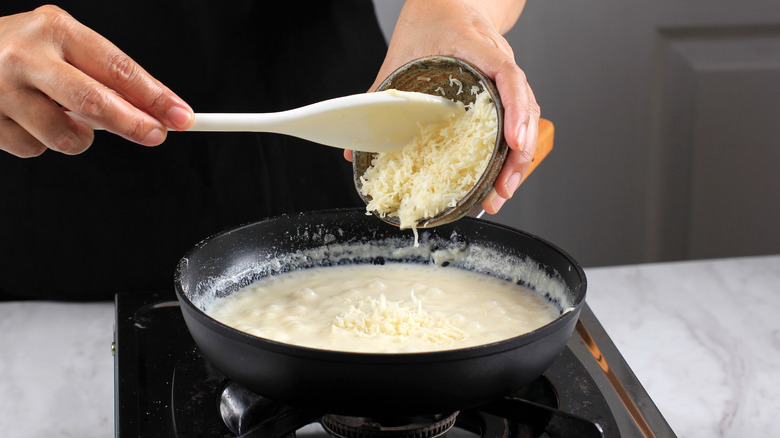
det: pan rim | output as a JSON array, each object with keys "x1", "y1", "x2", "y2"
[{"x1": 174, "y1": 208, "x2": 587, "y2": 361}]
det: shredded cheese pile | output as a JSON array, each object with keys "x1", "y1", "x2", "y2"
[
  {"x1": 359, "y1": 88, "x2": 497, "y2": 237},
  {"x1": 332, "y1": 292, "x2": 469, "y2": 346}
]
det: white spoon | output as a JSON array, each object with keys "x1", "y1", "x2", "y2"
[{"x1": 69, "y1": 90, "x2": 463, "y2": 153}]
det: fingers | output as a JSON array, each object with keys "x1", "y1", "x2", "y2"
[
  {"x1": 495, "y1": 82, "x2": 540, "y2": 197},
  {"x1": 0, "y1": 5, "x2": 193, "y2": 157},
  {"x1": 0, "y1": 118, "x2": 46, "y2": 158},
  {"x1": 38, "y1": 61, "x2": 169, "y2": 146},
  {"x1": 494, "y1": 62, "x2": 539, "y2": 152},
  {"x1": 0, "y1": 118, "x2": 93, "y2": 158},
  {"x1": 466, "y1": 47, "x2": 541, "y2": 214},
  {"x1": 0, "y1": 87, "x2": 95, "y2": 155},
  {"x1": 481, "y1": 108, "x2": 539, "y2": 214},
  {"x1": 58, "y1": 18, "x2": 194, "y2": 132}
]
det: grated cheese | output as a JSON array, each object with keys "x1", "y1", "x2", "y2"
[
  {"x1": 359, "y1": 88, "x2": 497, "y2": 239},
  {"x1": 449, "y1": 75, "x2": 463, "y2": 95},
  {"x1": 333, "y1": 292, "x2": 469, "y2": 345}
]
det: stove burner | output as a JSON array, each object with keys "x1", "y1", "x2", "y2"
[
  {"x1": 321, "y1": 412, "x2": 458, "y2": 438},
  {"x1": 215, "y1": 378, "x2": 606, "y2": 438}
]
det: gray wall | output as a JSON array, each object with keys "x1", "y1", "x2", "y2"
[{"x1": 372, "y1": 1, "x2": 780, "y2": 267}]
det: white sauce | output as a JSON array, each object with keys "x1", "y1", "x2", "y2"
[{"x1": 206, "y1": 263, "x2": 561, "y2": 354}]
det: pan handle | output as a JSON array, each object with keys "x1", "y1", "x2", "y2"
[{"x1": 523, "y1": 118, "x2": 554, "y2": 184}]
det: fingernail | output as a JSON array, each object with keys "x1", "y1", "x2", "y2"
[
  {"x1": 491, "y1": 194, "x2": 508, "y2": 212},
  {"x1": 505, "y1": 172, "x2": 522, "y2": 197},
  {"x1": 516, "y1": 123, "x2": 527, "y2": 151},
  {"x1": 168, "y1": 106, "x2": 193, "y2": 130},
  {"x1": 143, "y1": 128, "x2": 165, "y2": 145}
]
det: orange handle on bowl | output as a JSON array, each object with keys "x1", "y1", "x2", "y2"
[{"x1": 521, "y1": 118, "x2": 554, "y2": 183}]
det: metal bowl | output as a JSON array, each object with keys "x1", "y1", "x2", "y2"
[{"x1": 353, "y1": 56, "x2": 508, "y2": 228}]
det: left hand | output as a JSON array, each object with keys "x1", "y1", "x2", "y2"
[{"x1": 346, "y1": 0, "x2": 539, "y2": 215}]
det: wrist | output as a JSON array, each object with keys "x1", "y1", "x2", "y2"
[{"x1": 400, "y1": 0, "x2": 525, "y2": 35}]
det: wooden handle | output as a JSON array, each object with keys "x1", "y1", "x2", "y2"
[{"x1": 521, "y1": 118, "x2": 554, "y2": 183}]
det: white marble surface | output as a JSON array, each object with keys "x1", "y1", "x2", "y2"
[
  {"x1": 585, "y1": 254, "x2": 780, "y2": 437},
  {"x1": 0, "y1": 255, "x2": 777, "y2": 437},
  {"x1": 0, "y1": 301, "x2": 114, "y2": 437}
]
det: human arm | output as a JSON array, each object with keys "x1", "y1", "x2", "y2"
[
  {"x1": 358, "y1": 0, "x2": 539, "y2": 214},
  {"x1": 0, "y1": 5, "x2": 194, "y2": 158}
]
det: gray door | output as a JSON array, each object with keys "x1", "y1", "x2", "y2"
[{"x1": 374, "y1": 0, "x2": 780, "y2": 266}]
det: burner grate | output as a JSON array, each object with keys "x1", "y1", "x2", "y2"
[{"x1": 321, "y1": 412, "x2": 458, "y2": 438}]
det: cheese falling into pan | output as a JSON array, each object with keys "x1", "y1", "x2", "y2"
[{"x1": 206, "y1": 263, "x2": 560, "y2": 353}]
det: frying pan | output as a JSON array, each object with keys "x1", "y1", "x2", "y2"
[{"x1": 174, "y1": 209, "x2": 586, "y2": 417}]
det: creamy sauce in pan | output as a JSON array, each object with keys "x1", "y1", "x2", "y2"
[{"x1": 206, "y1": 263, "x2": 560, "y2": 353}]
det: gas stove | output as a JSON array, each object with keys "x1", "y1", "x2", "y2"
[{"x1": 113, "y1": 292, "x2": 675, "y2": 437}]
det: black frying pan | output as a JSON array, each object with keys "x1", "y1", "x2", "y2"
[{"x1": 174, "y1": 208, "x2": 586, "y2": 417}]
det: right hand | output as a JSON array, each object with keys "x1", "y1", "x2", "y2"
[{"x1": 0, "y1": 5, "x2": 194, "y2": 158}]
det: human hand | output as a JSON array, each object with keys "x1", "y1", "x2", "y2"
[
  {"x1": 350, "y1": 0, "x2": 539, "y2": 214},
  {"x1": 0, "y1": 5, "x2": 194, "y2": 157}
]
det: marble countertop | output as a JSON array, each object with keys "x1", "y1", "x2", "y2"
[{"x1": 0, "y1": 254, "x2": 777, "y2": 437}]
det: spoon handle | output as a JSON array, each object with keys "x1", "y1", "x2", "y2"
[
  {"x1": 187, "y1": 113, "x2": 291, "y2": 133},
  {"x1": 65, "y1": 111, "x2": 290, "y2": 134}
]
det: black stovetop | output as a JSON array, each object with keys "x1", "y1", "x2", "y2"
[{"x1": 113, "y1": 292, "x2": 675, "y2": 437}]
